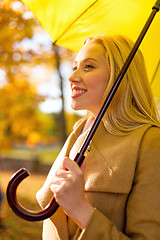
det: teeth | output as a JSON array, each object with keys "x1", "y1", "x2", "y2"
[{"x1": 72, "y1": 89, "x2": 86, "y2": 94}]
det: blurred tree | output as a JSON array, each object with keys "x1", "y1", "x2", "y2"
[
  {"x1": 0, "y1": 0, "x2": 55, "y2": 148},
  {"x1": 0, "y1": 79, "x2": 41, "y2": 148},
  {"x1": 0, "y1": 0, "x2": 78, "y2": 149},
  {"x1": 54, "y1": 46, "x2": 67, "y2": 145},
  {"x1": 65, "y1": 113, "x2": 81, "y2": 136}
]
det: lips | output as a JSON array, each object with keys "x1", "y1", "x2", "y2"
[{"x1": 71, "y1": 87, "x2": 87, "y2": 98}]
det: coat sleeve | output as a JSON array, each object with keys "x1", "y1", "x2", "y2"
[
  {"x1": 76, "y1": 127, "x2": 160, "y2": 240},
  {"x1": 36, "y1": 133, "x2": 74, "y2": 208}
]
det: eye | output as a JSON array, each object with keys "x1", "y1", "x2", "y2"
[
  {"x1": 72, "y1": 66, "x2": 77, "y2": 71},
  {"x1": 85, "y1": 64, "x2": 94, "y2": 70}
]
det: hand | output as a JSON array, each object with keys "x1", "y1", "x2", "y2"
[{"x1": 50, "y1": 157, "x2": 94, "y2": 229}]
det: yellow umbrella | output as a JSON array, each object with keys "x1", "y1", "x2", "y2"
[{"x1": 21, "y1": 0, "x2": 160, "y2": 96}]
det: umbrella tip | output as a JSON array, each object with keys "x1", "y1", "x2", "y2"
[
  {"x1": 52, "y1": 41, "x2": 57, "y2": 47},
  {"x1": 153, "y1": 0, "x2": 160, "y2": 11}
]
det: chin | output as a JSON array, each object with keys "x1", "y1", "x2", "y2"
[
  {"x1": 71, "y1": 106, "x2": 81, "y2": 111},
  {"x1": 71, "y1": 102, "x2": 84, "y2": 111}
]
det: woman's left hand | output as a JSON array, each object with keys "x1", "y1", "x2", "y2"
[{"x1": 50, "y1": 157, "x2": 94, "y2": 229}]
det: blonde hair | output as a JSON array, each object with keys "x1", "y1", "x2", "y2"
[{"x1": 84, "y1": 35, "x2": 160, "y2": 135}]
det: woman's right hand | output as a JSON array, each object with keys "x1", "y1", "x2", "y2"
[{"x1": 50, "y1": 157, "x2": 94, "y2": 229}]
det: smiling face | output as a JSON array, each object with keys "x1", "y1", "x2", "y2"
[{"x1": 69, "y1": 41, "x2": 110, "y2": 116}]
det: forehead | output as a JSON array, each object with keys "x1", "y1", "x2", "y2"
[{"x1": 74, "y1": 42, "x2": 106, "y2": 63}]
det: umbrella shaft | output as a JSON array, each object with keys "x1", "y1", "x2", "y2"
[{"x1": 153, "y1": 0, "x2": 160, "y2": 11}]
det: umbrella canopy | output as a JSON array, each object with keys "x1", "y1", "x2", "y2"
[{"x1": 22, "y1": 0, "x2": 160, "y2": 97}]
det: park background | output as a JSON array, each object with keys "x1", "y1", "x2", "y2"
[
  {"x1": 0, "y1": 0, "x2": 160, "y2": 239},
  {"x1": 0, "y1": 0, "x2": 83, "y2": 238}
]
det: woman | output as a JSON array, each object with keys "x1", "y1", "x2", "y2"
[{"x1": 37, "y1": 35, "x2": 160, "y2": 239}]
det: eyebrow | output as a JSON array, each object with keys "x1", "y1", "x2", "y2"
[{"x1": 73, "y1": 58, "x2": 98, "y2": 64}]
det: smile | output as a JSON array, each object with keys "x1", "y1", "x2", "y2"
[{"x1": 71, "y1": 89, "x2": 87, "y2": 98}]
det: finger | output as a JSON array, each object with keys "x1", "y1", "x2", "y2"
[
  {"x1": 55, "y1": 169, "x2": 71, "y2": 178},
  {"x1": 51, "y1": 177, "x2": 65, "y2": 185},
  {"x1": 50, "y1": 184, "x2": 63, "y2": 195},
  {"x1": 62, "y1": 157, "x2": 81, "y2": 174},
  {"x1": 80, "y1": 159, "x2": 86, "y2": 172},
  {"x1": 50, "y1": 180, "x2": 70, "y2": 195}
]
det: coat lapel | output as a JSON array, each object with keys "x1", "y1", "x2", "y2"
[{"x1": 83, "y1": 123, "x2": 152, "y2": 194}]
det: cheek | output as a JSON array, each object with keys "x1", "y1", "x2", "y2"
[
  {"x1": 89, "y1": 75, "x2": 108, "y2": 97},
  {"x1": 93, "y1": 86, "x2": 106, "y2": 104},
  {"x1": 86, "y1": 83, "x2": 106, "y2": 108}
]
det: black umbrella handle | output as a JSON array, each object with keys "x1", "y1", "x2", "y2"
[
  {"x1": 6, "y1": 153, "x2": 84, "y2": 221},
  {"x1": 6, "y1": 168, "x2": 59, "y2": 221},
  {"x1": 6, "y1": 0, "x2": 160, "y2": 221}
]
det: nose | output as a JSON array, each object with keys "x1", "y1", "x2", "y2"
[{"x1": 68, "y1": 69, "x2": 81, "y2": 83}]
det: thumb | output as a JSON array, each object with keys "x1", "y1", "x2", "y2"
[
  {"x1": 62, "y1": 157, "x2": 78, "y2": 171},
  {"x1": 61, "y1": 157, "x2": 70, "y2": 170},
  {"x1": 80, "y1": 159, "x2": 86, "y2": 172},
  {"x1": 62, "y1": 157, "x2": 83, "y2": 176}
]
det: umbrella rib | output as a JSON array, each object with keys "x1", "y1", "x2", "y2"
[
  {"x1": 53, "y1": 0, "x2": 99, "y2": 45},
  {"x1": 150, "y1": 59, "x2": 160, "y2": 85}
]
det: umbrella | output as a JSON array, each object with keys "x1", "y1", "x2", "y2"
[
  {"x1": 21, "y1": 0, "x2": 160, "y2": 97},
  {"x1": 6, "y1": 0, "x2": 160, "y2": 221}
]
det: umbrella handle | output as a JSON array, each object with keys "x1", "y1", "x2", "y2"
[
  {"x1": 6, "y1": 1, "x2": 160, "y2": 222},
  {"x1": 6, "y1": 153, "x2": 84, "y2": 221},
  {"x1": 6, "y1": 168, "x2": 59, "y2": 221}
]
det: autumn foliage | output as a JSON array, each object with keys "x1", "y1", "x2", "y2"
[{"x1": 0, "y1": 0, "x2": 78, "y2": 149}]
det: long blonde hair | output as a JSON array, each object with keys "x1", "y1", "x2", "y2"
[{"x1": 84, "y1": 35, "x2": 160, "y2": 135}]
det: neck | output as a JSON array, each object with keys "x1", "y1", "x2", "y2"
[{"x1": 81, "y1": 116, "x2": 95, "y2": 134}]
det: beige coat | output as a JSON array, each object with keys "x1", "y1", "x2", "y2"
[{"x1": 37, "y1": 119, "x2": 160, "y2": 240}]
